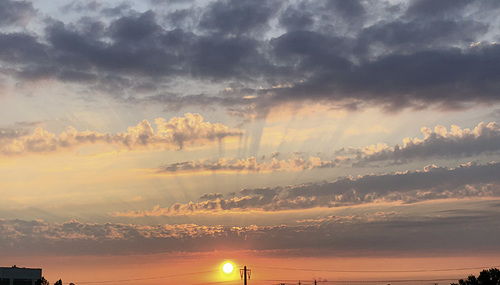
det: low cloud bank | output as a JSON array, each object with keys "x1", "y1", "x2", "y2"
[{"x1": 3, "y1": 207, "x2": 500, "y2": 256}]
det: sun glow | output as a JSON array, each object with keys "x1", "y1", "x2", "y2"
[{"x1": 222, "y1": 262, "x2": 234, "y2": 274}]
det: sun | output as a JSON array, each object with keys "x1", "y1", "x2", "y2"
[{"x1": 222, "y1": 262, "x2": 234, "y2": 274}]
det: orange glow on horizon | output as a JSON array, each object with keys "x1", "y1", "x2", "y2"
[{"x1": 13, "y1": 251, "x2": 500, "y2": 285}]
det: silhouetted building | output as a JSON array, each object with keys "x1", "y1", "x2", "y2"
[{"x1": 0, "y1": 266, "x2": 42, "y2": 285}]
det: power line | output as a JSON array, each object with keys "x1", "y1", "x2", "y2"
[
  {"x1": 75, "y1": 270, "x2": 217, "y2": 284},
  {"x1": 71, "y1": 264, "x2": 500, "y2": 284},
  {"x1": 249, "y1": 265, "x2": 500, "y2": 273},
  {"x1": 260, "y1": 278, "x2": 459, "y2": 284},
  {"x1": 192, "y1": 280, "x2": 241, "y2": 285}
]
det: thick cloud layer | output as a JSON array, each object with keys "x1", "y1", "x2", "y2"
[
  {"x1": 1, "y1": 0, "x2": 500, "y2": 113},
  {"x1": 2, "y1": 0, "x2": 500, "y2": 263},
  {"x1": 0, "y1": 0, "x2": 35, "y2": 27},
  {"x1": 3, "y1": 206, "x2": 500, "y2": 256}
]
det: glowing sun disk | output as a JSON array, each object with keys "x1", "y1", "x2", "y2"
[{"x1": 222, "y1": 262, "x2": 234, "y2": 274}]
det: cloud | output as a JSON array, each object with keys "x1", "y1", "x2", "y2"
[
  {"x1": 198, "y1": 0, "x2": 278, "y2": 36},
  {"x1": 0, "y1": 33, "x2": 47, "y2": 65},
  {"x1": 404, "y1": 0, "x2": 473, "y2": 21},
  {"x1": 0, "y1": 0, "x2": 499, "y2": 113},
  {"x1": 354, "y1": 121, "x2": 500, "y2": 165},
  {"x1": 199, "y1": 193, "x2": 223, "y2": 200},
  {"x1": 109, "y1": 10, "x2": 161, "y2": 42},
  {"x1": 155, "y1": 121, "x2": 500, "y2": 175},
  {"x1": 3, "y1": 207, "x2": 500, "y2": 256},
  {"x1": 266, "y1": 44, "x2": 500, "y2": 112},
  {"x1": 115, "y1": 162, "x2": 500, "y2": 216},
  {"x1": 0, "y1": 128, "x2": 29, "y2": 139},
  {"x1": 357, "y1": 19, "x2": 486, "y2": 54},
  {"x1": 0, "y1": 0, "x2": 35, "y2": 27},
  {"x1": 158, "y1": 156, "x2": 337, "y2": 174},
  {"x1": 0, "y1": 113, "x2": 242, "y2": 155}
]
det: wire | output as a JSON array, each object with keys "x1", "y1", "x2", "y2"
[
  {"x1": 249, "y1": 265, "x2": 500, "y2": 273},
  {"x1": 71, "y1": 264, "x2": 500, "y2": 284},
  {"x1": 192, "y1": 280, "x2": 241, "y2": 285},
  {"x1": 260, "y1": 278, "x2": 459, "y2": 284},
  {"x1": 192, "y1": 281, "x2": 241, "y2": 285},
  {"x1": 75, "y1": 270, "x2": 217, "y2": 284}
]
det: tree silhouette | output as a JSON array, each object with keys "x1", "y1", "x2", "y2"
[
  {"x1": 54, "y1": 279, "x2": 62, "y2": 285},
  {"x1": 36, "y1": 277, "x2": 49, "y2": 285},
  {"x1": 452, "y1": 268, "x2": 500, "y2": 285}
]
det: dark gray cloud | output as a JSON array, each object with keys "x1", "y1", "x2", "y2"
[
  {"x1": 0, "y1": 0, "x2": 499, "y2": 112},
  {"x1": 189, "y1": 35, "x2": 265, "y2": 80},
  {"x1": 46, "y1": 19, "x2": 179, "y2": 76},
  {"x1": 357, "y1": 20, "x2": 486, "y2": 54},
  {"x1": 326, "y1": 0, "x2": 365, "y2": 18},
  {"x1": 0, "y1": 33, "x2": 47, "y2": 64},
  {"x1": 0, "y1": 0, "x2": 35, "y2": 26},
  {"x1": 38, "y1": 10, "x2": 270, "y2": 84},
  {"x1": 279, "y1": 0, "x2": 367, "y2": 34},
  {"x1": 0, "y1": 128, "x2": 29, "y2": 139},
  {"x1": 271, "y1": 30, "x2": 351, "y2": 72},
  {"x1": 14, "y1": 121, "x2": 44, "y2": 127},
  {"x1": 278, "y1": 3, "x2": 314, "y2": 32},
  {"x1": 269, "y1": 43, "x2": 500, "y2": 112},
  {"x1": 158, "y1": 156, "x2": 336, "y2": 174},
  {"x1": 199, "y1": 0, "x2": 278, "y2": 36},
  {"x1": 199, "y1": 193, "x2": 223, "y2": 200},
  {"x1": 109, "y1": 10, "x2": 160, "y2": 42},
  {"x1": 404, "y1": 0, "x2": 473, "y2": 21}
]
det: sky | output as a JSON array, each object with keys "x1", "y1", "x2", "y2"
[{"x1": 1, "y1": 0, "x2": 500, "y2": 284}]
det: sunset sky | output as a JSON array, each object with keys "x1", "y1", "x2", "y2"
[{"x1": 1, "y1": 0, "x2": 500, "y2": 284}]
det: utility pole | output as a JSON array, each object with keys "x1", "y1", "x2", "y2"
[
  {"x1": 244, "y1": 266, "x2": 247, "y2": 285},
  {"x1": 240, "y1": 266, "x2": 251, "y2": 285}
]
